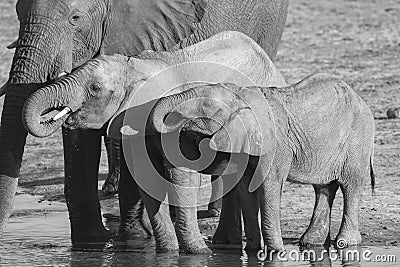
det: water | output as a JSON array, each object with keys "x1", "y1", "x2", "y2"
[{"x1": 0, "y1": 193, "x2": 399, "y2": 266}]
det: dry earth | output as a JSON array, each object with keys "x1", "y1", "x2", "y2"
[{"x1": 0, "y1": 0, "x2": 399, "y2": 246}]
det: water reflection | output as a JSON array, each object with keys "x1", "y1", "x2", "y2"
[
  {"x1": 1, "y1": 194, "x2": 399, "y2": 266},
  {"x1": 69, "y1": 240, "x2": 238, "y2": 267}
]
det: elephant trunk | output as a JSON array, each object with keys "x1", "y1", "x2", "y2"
[
  {"x1": 152, "y1": 89, "x2": 198, "y2": 133},
  {"x1": 0, "y1": 16, "x2": 72, "y2": 237},
  {"x1": 9, "y1": 17, "x2": 72, "y2": 84},
  {"x1": 0, "y1": 88, "x2": 35, "y2": 237},
  {"x1": 22, "y1": 75, "x2": 82, "y2": 138}
]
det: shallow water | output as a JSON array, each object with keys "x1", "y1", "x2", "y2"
[{"x1": 0, "y1": 193, "x2": 398, "y2": 266}]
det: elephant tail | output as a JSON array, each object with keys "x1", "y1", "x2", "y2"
[{"x1": 369, "y1": 155, "x2": 376, "y2": 198}]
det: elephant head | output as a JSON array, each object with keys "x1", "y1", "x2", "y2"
[
  {"x1": 21, "y1": 54, "x2": 170, "y2": 137},
  {"x1": 21, "y1": 55, "x2": 128, "y2": 137},
  {"x1": 1, "y1": 0, "x2": 205, "y2": 89},
  {"x1": 0, "y1": 0, "x2": 206, "y2": 236},
  {"x1": 150, "y1": 83, "x2": 277, "y2": 191}
]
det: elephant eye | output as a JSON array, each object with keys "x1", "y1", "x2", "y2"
[
  {"x1": 69, "y1": 13, "x2": 82, "y2": 26},
  {"x1": 91, "y1": 83, "x2": 102, "y2": 93}
]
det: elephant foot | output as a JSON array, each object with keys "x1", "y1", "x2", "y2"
[
  {"x1": 244, "y1": 241, "x2": 262, "y2": 252},
  {"x1": 265, "y1": 243, "x2": 285, "y2": 253},
  {"x1": 156, "y1": 245, "x2": 180, "y2": 253},
  {"x1": 119, "y1": 199, "x2": 153, "y2": 239},
  {"x1": 212, "y1": 226, "x2": 242, "y2": 246},
  {"x1": 243, "y1": 231, "x2": 262, "y2": 252},
  {"x1": 335, "y1": 230, "x2": 362, "y2": 248},
  {"x1": 183, "y1": 246, "x2": 212, "y2": 254},
  {"x1": 119, "y1": 218, "x2": 153, "y2": 239},
  {"x1": 263, "y1": 235, "x2": 285, "y2": 252},
  {"x1": 174, "y1": 219, "x2": 212, "y2": 254},
  {"x1": 299, "y1": 229, "x2": 330, "y2": 247},
  {"x1": 180, "y1": 240, "x2": 212, "y2": 254},
  {"x1": 211, "y1": 205, "x2": 242, "y2": 246},
  {"x1": 102, "y1": 168, "x2": 120, "y2": 195},
  {"x1": 71, "y1": 225, "x2": 112, "y2": 244},
  {"x1": 155, "y1": 236, "x2": 180, "y2": 253}
]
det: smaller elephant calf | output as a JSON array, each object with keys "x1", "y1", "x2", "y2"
[{"x1": 143, "y1": 73, "x2": 375, "y2": 251}]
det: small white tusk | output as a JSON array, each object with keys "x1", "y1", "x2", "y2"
[
  {"x1": 57, "y1": 72, "x2": 68, "y2": 78},
  {"x1": 52, "y1": 107, "x2": 71, "y2": 121}
]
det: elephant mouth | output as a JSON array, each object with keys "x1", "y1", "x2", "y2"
[
  {"x1": 163, "y1": 111, "x2": 187, "y2": 129},
  {"x1": 63, "y1": 111, "x2": 82, "y2": 130}
]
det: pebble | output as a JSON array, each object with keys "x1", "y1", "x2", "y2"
[{"x1": 387, "y1": 107, "x2": 400, "y2": 119}]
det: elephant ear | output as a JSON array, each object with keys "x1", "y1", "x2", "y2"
[
  {"x1": 209, "y1": 87, "x2": 277, "y2": 192},
  {"x1": 101, "y1": 0, "x2": 207, "y2": 56},
  {"x1": 7, "y1": 39, "x2": 18, "y2": 49}
]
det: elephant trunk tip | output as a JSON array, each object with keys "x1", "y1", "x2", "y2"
[
  {"x1": 152, "y1": 100, "x2": 186, "y2": 134},
  {"x1": 22, "y1": 96, "x2": 69, "y2": 138},
  {"x1": 163, "y1": 111, "x2": 187, "y2": 131}
]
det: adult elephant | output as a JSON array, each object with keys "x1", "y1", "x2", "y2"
[{"x1": 0, "y1": 0, "x2": 289, "y2": 243}]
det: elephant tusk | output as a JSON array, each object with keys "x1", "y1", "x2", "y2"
[
  {"x1": 52, "y1": 107, "x2": 71, "y2": 121},
  {"x1": 57, "y1": 72, "x2": 68, "y2": 78}
]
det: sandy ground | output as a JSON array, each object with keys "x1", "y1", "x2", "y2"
[{"x1": 0, "y1": 0, "x2": 399, "y2": 246}]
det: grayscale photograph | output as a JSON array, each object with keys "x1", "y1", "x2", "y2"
[{"x1": 0, "y1": 0, "x2": 399, "y2": 266}]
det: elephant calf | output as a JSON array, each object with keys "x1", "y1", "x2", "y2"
[{"x1": 141, "y1": 73, "x2": 376, "y2": 251}]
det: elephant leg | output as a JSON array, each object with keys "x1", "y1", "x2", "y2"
[
  {"x1": 256, "y1": 0, "x2": 289, "y2": 61},
  {"x1": 62, "y1": 127, "x2": 109, "y2": 243},
  {"x1": 207, "y1": 175, "x2": 222, "y2": 217},
  {"x1": 238, "y1": 169, "x2": 261, "y2": 251},
  {"x1": 167, "y1": 167, "x2": 211, "y2": 254},
  {"x1": 118, "y1": 142, "x2": 152, "y2": 238},
  {"x1": 335, "y1": 169, "x2": 363, "y2": 247},
  {"x1": 0, "y1": 176, "x2": 18, "y2": 235},
  {"x1": 212, "y1": 174, "x2": 242, "y2": 246},
  {"x1": 102, "y1": 136, "x2": 121, "y2": 195},
  {"x1": 140, "y1": 189, "x2": 179, "y2": 252},
  {"x1": 299, "y1": 182, "x2": 339, "y2": 246},
  {"x1": 257, "y1": 169, "x2": 285, "y2": 251},
  {"x1": 128, "y1": 137, "x2": 178, "y2": 252}
]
